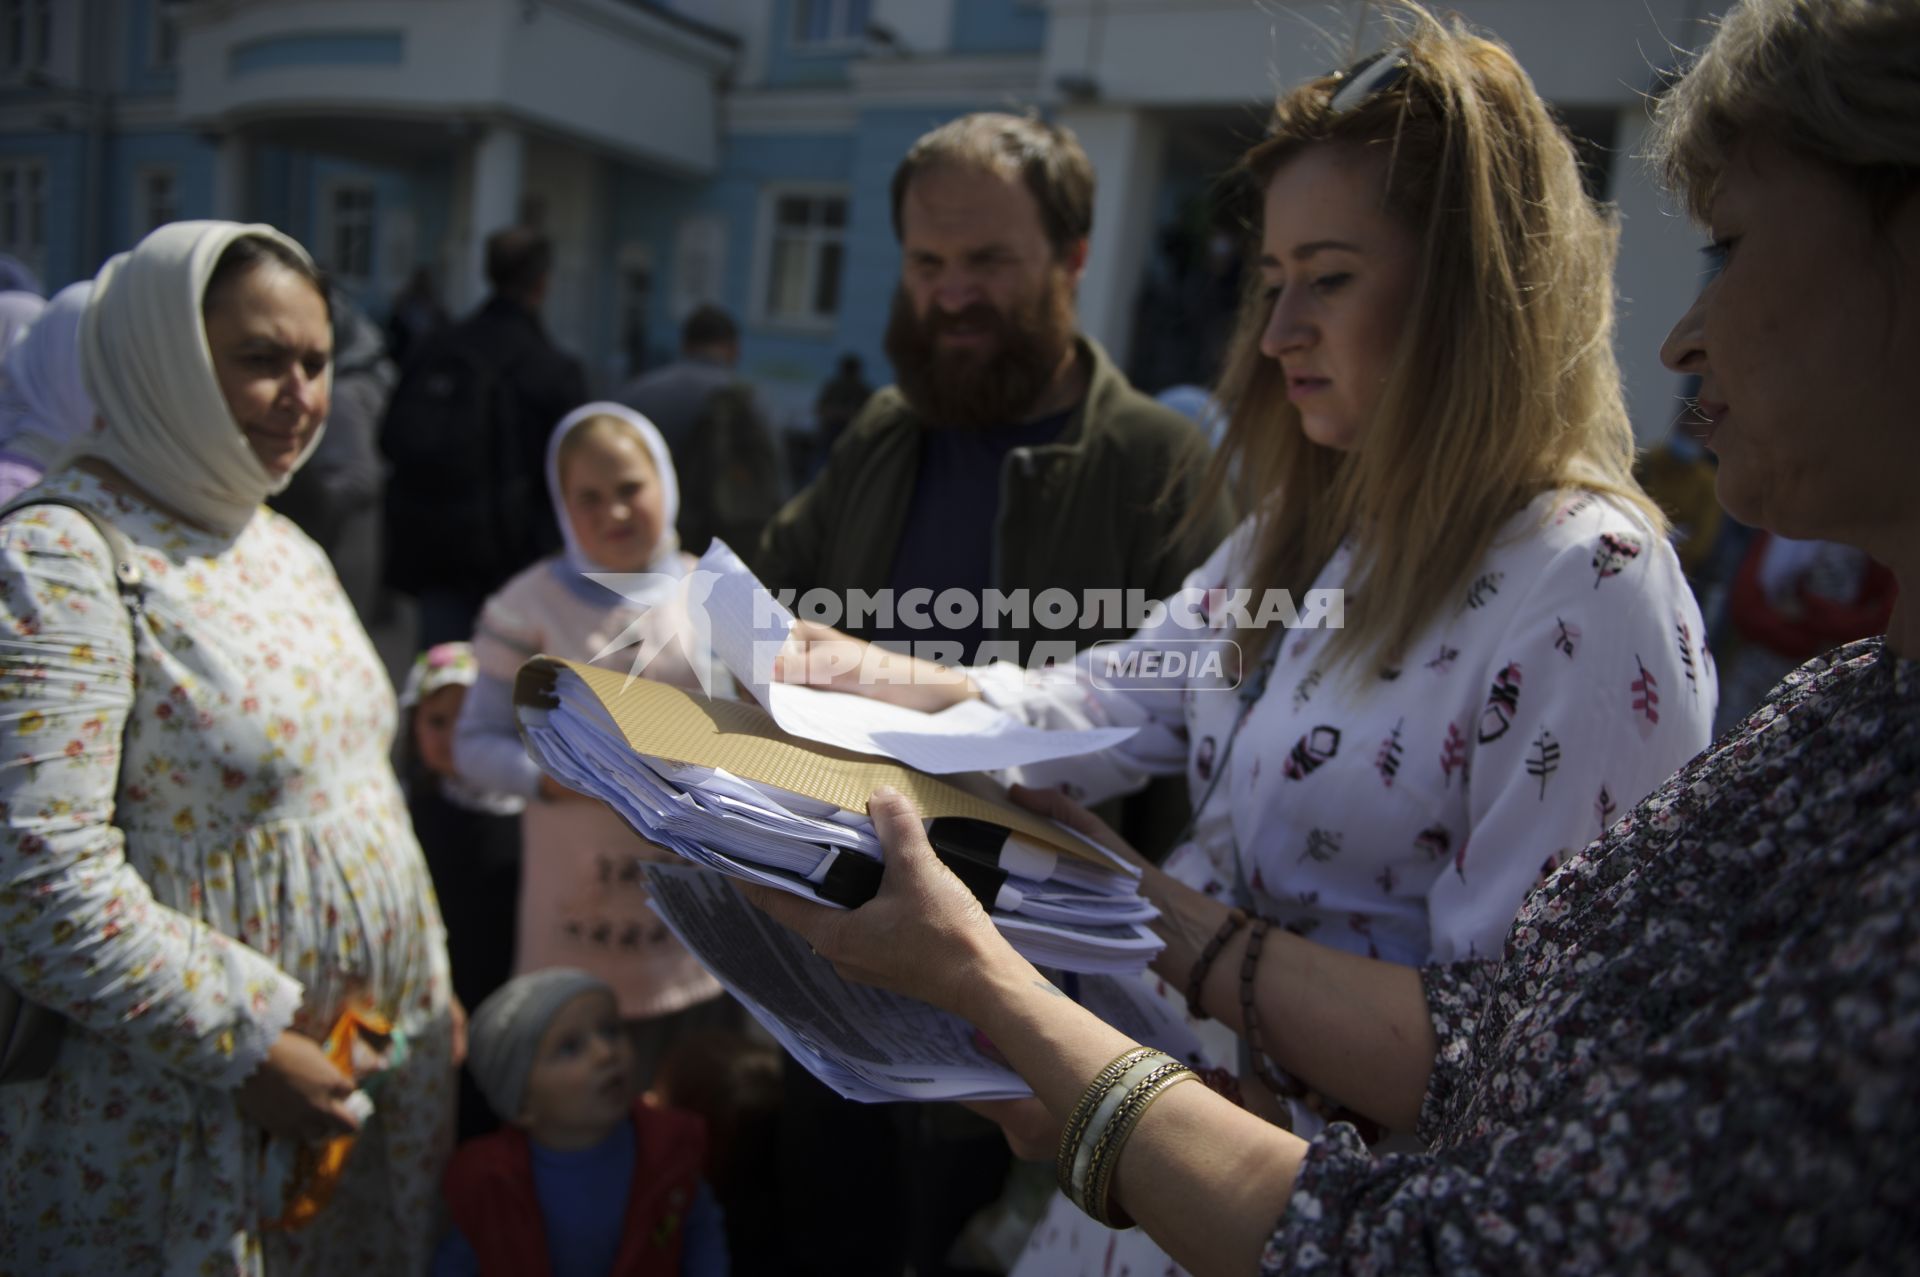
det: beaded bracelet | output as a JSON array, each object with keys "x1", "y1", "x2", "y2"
[
  {"x1": 1184, "y1": 907, "x2": 1248, "y2": 1020},
  {"x1": 1082, "y1": 1065, "x2": 1201, "y2": 1228},
  {"x1": 1055, "y1": 1047, "x2": 1162, "y2": 1198},
  {"x1": 1239, "y1": 915, "x2": 1294, "y2": 1094}
]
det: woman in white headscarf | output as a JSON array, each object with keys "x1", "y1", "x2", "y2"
[
  {"x1": 0, "y1": 281, "x2": 94, "y2": 503},
  {"x1": 454, "y1": 401, "x2": 734, "y2": 1081},
  {"x1": 0, "y1": 222, "x2": 455, "y2": 1276}
]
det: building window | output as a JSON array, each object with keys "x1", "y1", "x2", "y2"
[
  {"x1": 135, "y1": 167, "x2": 178, "y2": 233},
  {"x1": 0, "y1": 159, "x2": 46, "y2": 274},
  {"x1": 0, "y1": 0, "x2": 50, "y2": 76},
  {"x1": 322, "y1": 181, "x2": 376, "y2": 284},
  {"x1": 793, "y1": 0, "x2": 870, "y2": 48},
  {"x1": 756, "y1": 188, "x2": 846, "y2": 329}
]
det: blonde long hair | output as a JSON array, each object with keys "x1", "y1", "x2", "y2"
[{"x1": 1197, "y1": 2, "x2": 1663, "y2": 678}]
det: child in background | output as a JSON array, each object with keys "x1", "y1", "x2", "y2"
[
  {"x1": 401, "y1": 641, "x2": 523, "y2": 1139},
  {"x1": 435, "y1": 969, "x2": 727, "y2": 1277},
  {"x1": 454, "y1": 403, "x2": 732, "y2": 1082}
]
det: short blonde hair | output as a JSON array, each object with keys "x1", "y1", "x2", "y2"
[
  {"x1": 1652, "y1": 0, "x2": 1920, "y2": 221},
  {"x1": 1200, "y1": 1, "x2": 1661, "y2": 678}
]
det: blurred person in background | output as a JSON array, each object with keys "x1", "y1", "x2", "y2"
[
  {"x1": 271, "y1": 285, "x2": 396, "y2": 625},
  {"x1": 0, "y1": 281, "x2": 90, "y2": 503},
  {"x1": 382, "y1": 227, "x2": 588, "y2": 646},
  {"x1": 809, "y1": 351, "x2": 873, "y2": 472},
  {"x1": 454, "y1": 403, "x2": 734, "y2": 1086},
  {"x1": 1716, "y1": 530, "x2": 1897, "y2": 733},
  {"x1": 618, "y1": 303, "x2": 782, "y2": 557},
  {"x1": 400, "y1": 641, "x2": 522, "y2": 1142},
  {"x1": 386, "y1": 264, "x2": 449, "y2": 368}
]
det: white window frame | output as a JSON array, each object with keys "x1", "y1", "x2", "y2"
[
  {"x1": 0, "y1": 0, "x2": 51, "y2": 80},
  {"x1": 749, "y1": 184, "x2": 848, "y2": 333},
  {"x1": 791, "y1": 0, "x2": 870, "y2": 50},
  {"x1": 319, "y1": 178, "x2": 376, "y2": 286},
  {"x1": 133, "y1": 165, "x2": 178, "y2": 234},
  {"x1": 0, "y1": 157, "x2": 46, "y2": 278}
]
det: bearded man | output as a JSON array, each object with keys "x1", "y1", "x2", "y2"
[
  {"x1": 758, "y1": 111, "x2": 1227, "y2": 675},
  {"x1": 755, "y1": 112, "x2": 1230, "y2": 1277}
]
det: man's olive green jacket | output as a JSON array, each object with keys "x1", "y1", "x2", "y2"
[{"x1": 754, "y1": 336, "x2": 1234, "y2": 665}]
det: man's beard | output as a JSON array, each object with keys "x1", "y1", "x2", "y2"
[{"x1": 884, "y1": 270, "x2": 1077, "y2": 430}]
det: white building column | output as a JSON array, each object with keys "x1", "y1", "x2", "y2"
[
  {"x1": 1610, "y1": 107, "x2": 1709, "y2": 443},
  {"x1": 1056, "y1": 106, "x2": 1166, "y2": 369},
  {"x1": 211, "y1": 133, "x2": 250, "y2": 221},
  {"x1": 463, "y1": 123, "x2": 526, "y2": 308}
]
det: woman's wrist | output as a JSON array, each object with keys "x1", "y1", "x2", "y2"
[
  {"x1": 1143, "y1": 869, "x2": 1235, "y2": 986},
  {"x1": 950, "y1": 936, "x2": 1045, "y2": 1030}
]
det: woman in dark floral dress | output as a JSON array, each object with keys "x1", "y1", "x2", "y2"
[{"x1": 744, "y1": 1, "x2": 1920, "y2": 1272}]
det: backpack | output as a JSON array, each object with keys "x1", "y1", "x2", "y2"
[{"x1": 379, "y1": 336, "x2": 535, "y2": 595}]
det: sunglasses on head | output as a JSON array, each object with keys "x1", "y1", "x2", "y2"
[{"x1": 1327, "y1": 47, "x2": 1411, "y2": 114}]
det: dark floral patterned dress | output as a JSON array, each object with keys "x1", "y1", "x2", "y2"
[{"x1": 1265, "y1": 638, "x2": 1919, "y2": 1273}]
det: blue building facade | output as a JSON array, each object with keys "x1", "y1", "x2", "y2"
[
  {"x1": 0, "y1": 0, "x2": 1053, "y2": 434},
  {"x1": 0, "y1": 0, "x2": 1713, "y2": 442}
]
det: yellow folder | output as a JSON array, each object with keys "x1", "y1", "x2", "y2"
[{"x1": 514, "y1": 655, "x2": 1126, "y2": 871}]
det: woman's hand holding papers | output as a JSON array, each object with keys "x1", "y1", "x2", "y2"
[
  {"x1": 740, "y1": 786, "x2": 1022, "y2": 1018},
  {"x1": 741, "y1": 783, "x2": 1307, "y2": 1271},
  {"x1": 773, "y1": 619, "x2": 982, "y2": 714}
]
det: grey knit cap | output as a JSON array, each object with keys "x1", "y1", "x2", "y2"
[{"x1": 466, "y1": 968, "x2": 611, "y2": 1121}]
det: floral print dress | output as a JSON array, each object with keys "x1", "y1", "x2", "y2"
[
  {"x1": 0, "y1": 469, "x2": 454, "y2": 1276},
  {"x1": 1266, "y1": 638, "x2": 1920, "y2": 1273}
]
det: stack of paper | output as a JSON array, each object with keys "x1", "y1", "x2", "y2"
[
  {"x1": 634, "y1": 864, "x2": 1204, "y2": 1103},
  {"x1": 510, "y1": 543, "x2": 1167, "y2": 1100},
  {"x1": 515, "y1": 657, "x2": 1161, "y2": 976}
]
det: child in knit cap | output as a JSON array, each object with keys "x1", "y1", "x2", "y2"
[{"x1": 432, "y1": 969, "x2": 729, "y2": 1277}]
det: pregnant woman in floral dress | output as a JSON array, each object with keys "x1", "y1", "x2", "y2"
[{"x1": 0, "y1": 222, "x2": 454, "y2": 1275}]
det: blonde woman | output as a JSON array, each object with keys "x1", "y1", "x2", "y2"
[
  {"x1": 753, "y1": 0, "x2": 1920, "y2": 1268},
  {"x1": 789, "y1": 5, "x2": 1709, "y2": 1056},
  {"x1": 776, "y1": 8, "x2": 1717, "y2": 1269}
]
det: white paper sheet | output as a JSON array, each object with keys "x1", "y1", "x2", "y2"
[
  {"x1": 642, "y1": 863, "x2": 1033, "y2": 1102},
  {"x1": 697, "y1": 540, "x2": 1137, "y2": 774}
]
